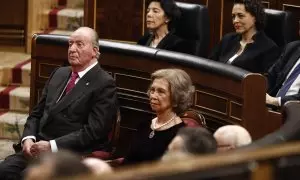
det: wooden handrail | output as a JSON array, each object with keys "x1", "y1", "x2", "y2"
[{"x1": 78, "y1": 142, "x2": 300, "y2": 180}]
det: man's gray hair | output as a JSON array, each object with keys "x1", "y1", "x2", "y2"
[
  {"x1": 214, "y1": 125, "x2": 252, "y2": 147},
  {"x1": 90, "y1": 28, "x2": 100, "y2": 59}
]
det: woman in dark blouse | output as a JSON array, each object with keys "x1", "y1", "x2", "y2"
[
  {"x1": 138, "y1": 0, "x2": 195, "y2": 55},
  {"x1": 209, "y1": 0, "x2": 280, "y2": 74},
  {"x1": 124, "y1": 69, "x2": 195, "y2": 164}
]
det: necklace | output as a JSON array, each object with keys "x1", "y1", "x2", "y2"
[{"x1": 149, "y1": 114, "x2": 177, "y2": 139}]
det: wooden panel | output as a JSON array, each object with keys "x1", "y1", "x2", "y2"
[
  {"x1": 115, "y1": 73, "x2": 150, "y2": 94},
  {"x1": 96, "y1": 0, "x2": 144, "y2": 42},
  {"x1": 195, "y1": 90, "x2": 229, "y2": 116},
  {"x1": 30, "y1": 36, "x2": 283, "y2": 156},
  {"x1": 230, "y1": 101, "x2": 242, "y2": 121},
  {"x1": 0, "y1": 1, "x2": 26, "y2": 46},
  {"x1": 281, "y1": 1, "x2": 300, "y2": 38},
  {"x1": 262, "y1": 0, "x2": 278, "y2": 8},
  {"x1": 221, "y1": 0, "x2": 234, "y2": 38}
]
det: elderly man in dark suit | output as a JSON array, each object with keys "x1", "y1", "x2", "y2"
[
  {"x1": 0, "y1": 27, "x2": 118, "y2": 179},
  {"x1": 266, "y1": 40, "x2": 300, "y2": 107}
]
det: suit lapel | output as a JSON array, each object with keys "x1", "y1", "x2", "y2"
[
  {"x1": 53, "y1": 69, "x2": 71, "y2": 105},
  {"x1": 51, "y1": 64, "x2": 100, "y2": 115},
  {"x1": 156, "y1": 33, "x2": 172, "y2": 49},
  {"x1": 269, "y1": 45, "x2": 300, "y2": 95},
  {"x1": 284, "y1": 47, "x2": 300, "y2": 74}
]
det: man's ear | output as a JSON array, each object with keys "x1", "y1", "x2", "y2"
[{"x1": 93, "y1": 47, "x2": 99, "y2": 58}]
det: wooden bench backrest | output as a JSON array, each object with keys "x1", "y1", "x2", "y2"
[{"x1": 30, "y1": 34, "x2": 282, "y2": 157}]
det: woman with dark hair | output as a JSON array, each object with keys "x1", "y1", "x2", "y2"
[
  {"x1": 124, "y1": 69, "x2": 195, "y2": 164},
  {"x1": 138, "y1": 0, "x2": 195, "y2": 54},
  {"x1": 209, "y1": 0, "x2": 280, "y2": 74}
]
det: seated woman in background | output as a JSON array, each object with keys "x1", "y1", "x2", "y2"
[
  {"x1": 209, "y1": 0, "x2": 280, "y2": 74},
  {"x1": 124, "y1": 69, "x2": 195, "y2": 165},
  {"x1": 138, "y1": 0, "x2": 195, "y2": 54}
]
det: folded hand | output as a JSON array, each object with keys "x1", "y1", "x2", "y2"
[{"x1": 30, "y1": 141, "x2": 51, "y2": 157}]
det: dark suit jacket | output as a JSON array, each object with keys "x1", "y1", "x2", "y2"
[
  {"x1": 209, "y1": 31, "x2": 280, "y2": 73},
  {"x1": 22, "y1": 64, "x2": 118, "y2": 154},
  {"x1": 268, "y1": 41, "x2": 300, "y2": 105},
  {"x1": 137, "y1": 32, "x2": 196, "y2": 55}
]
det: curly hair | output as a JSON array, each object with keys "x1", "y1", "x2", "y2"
[
  {"x1": 233, "y1": 0, "x2": 266, "y2": 30},
  {"x1": 149, "y1": 68, "x2": 195, "y2": 115},
  {"x1": 146, "y1": 0, "x2": 181, "y2": 30}
]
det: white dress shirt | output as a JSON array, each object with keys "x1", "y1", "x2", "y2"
[
  {"x1": 277, "y1": 58, "x2": 300, "y2": 106},
  {"x1": 227, "y1": 54, "x2": 239, "y2": 64}
]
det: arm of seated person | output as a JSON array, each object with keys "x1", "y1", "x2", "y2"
[
  {"x1": 266, "y1": 94, "x2": 280, "y2": 111},
  {"x1": 54, "y1": 79, "x2": 118, "y2": 152},
  {"x1": 281, "y1": 94, "x2": 300, "y2": 107},
  {"x1": 266, "y1": 93, "x2": 280, "y2": 107}
]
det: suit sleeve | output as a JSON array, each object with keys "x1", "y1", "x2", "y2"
[
  {"x1": 21, "y1": 68, "x2": 58, "y2": 139},
  {"x1": 261, "y1": 45, "x2": 281, "y2": 74},
  {"x1": 281, "y1": 94, "x2": 300, "y2": 106},
  {"x1": 54, "y1": 78, "x2": 118, "y2": 151},
  {"x1": 267, "y1": 46, "x2": 289, "y2": 90},
  {"x1": 208, "y1": 34, "x2": 231, "y2": 61}
]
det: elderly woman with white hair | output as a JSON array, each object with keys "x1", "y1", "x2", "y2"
[
  {"x1": 213, "y1": 125, "x2": 252, "y2": 152},
  {"x1": 123, "y1": 68, "x2": 195, "y2": 165}
]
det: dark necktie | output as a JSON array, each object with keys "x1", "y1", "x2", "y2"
[
  {"x1": 277, "y1": 63, "x2": 300, "y2": 97},
  {"x1": 65, "y1": 72, "x2": 79, "y2": 94}
]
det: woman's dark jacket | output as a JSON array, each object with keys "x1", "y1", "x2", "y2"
[
  {"x1": 138, "y1": 31, "x2": 196, "y2": 55},
  {"x1": 209, "y1": 31, "x2": 280, "y2": 73}
]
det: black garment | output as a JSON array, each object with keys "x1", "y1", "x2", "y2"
[
  {"x1": 0, "y1": 64, "x2": 118, "y2": 179},
  {"x1": 209, "y1": 31, "x2": 280, "y2": 74},
  {"x1": 268, "y1": 41, "x2": 300, "y2": 105},
  {"x1": 124, "y1": 120, "x2": 185, "y2": 165},
  {"x1": 22, "y1": 65, "x2": 117, "y2": 153},
  {"x1": 138, "y1": 32, "x2": 196, "y2": 55},
  {"x1": 0, "y1": 153, "x2": 27, "y2": 180}
]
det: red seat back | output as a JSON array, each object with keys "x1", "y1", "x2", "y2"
[{"x1": 180, "y1": 110, "x2": 207, "y2": 128}]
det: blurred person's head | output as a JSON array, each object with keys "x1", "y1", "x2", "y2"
[
  {"x1": 82, "y1": 158, "x2": 112, "y2": 175},
  {"x1": 164, "y1": 127, "x2": 217, "y2": 160},
  {"x1": 25, "y1": 151, "x2": 91, "y2": 180},
  {"x1": 148, "y1": 68, "x2": 195, "y2": 116},
  {"x1": 146, "y1": 0, "x2": 181, "y2": 32},
  {"x1": 232, "y1": 0, "x2": 265, "y2": 35},
  {"x1": 214, "y1": 125, "x2": 252, "y2": 152}
]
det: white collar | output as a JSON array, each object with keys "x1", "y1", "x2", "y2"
[{"x1": 77, "y1": 61, "x2": 98, "y2": 78}]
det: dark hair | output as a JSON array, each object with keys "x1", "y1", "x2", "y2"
[
  {"x1": 146, "y1": 0, "x2": 181, "y2": 30},
  {"x1": 233, "y1": 0, "x2": 265, "y2": 30},
  {"x1": 178, "y1": 127, "x2": 217, "y2": 154}
]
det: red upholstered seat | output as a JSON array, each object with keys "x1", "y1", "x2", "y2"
[
  {"x1": 87, "y1": 110, "x2": 121, "y2": 160},
  {"x1": 181, "y1": 109, "x2": 207, "y2": 128}
]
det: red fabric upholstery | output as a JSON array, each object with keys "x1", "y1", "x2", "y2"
[
  {"x1": 89, "y1": 151, "x2": 112, "y2": 160},
  {"x1": 182, "y1": 118, "x2": 201, "y2": 127},
  {"x1": 180, "y1": 110, "x2": 207, "y2": 128}
]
